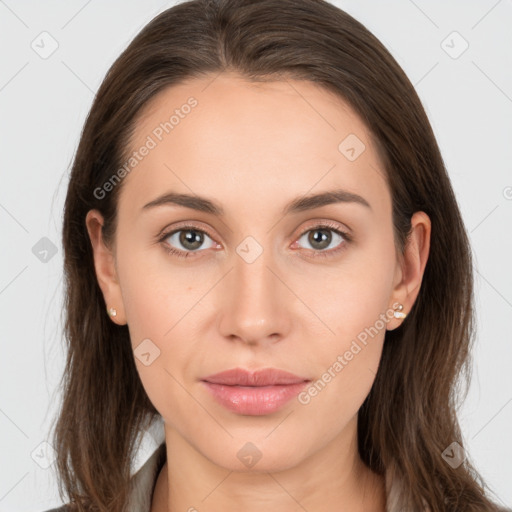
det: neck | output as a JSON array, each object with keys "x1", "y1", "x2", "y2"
[{"x1": 151, "y1": 419, "x2": 386, "y2": 512}]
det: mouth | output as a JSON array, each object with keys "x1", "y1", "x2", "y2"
[{"x1": 201, "y1": 367, "x2": 311, "y2": 415}]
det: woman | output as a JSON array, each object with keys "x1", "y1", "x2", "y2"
[{"x1": 46, "y1": 0, "x2": 511, "y2": 510}]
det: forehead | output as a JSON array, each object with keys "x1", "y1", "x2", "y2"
[{"x1": 117, "y1": 72, "x2": 389, "y2": 218}]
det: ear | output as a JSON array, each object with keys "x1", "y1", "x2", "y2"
[
  {"x1": 85, "y1": 209, "x2": 127, "y2": 325},
  {"x1": 387, "y1": 211, "x2": 431, "y2": 331}
]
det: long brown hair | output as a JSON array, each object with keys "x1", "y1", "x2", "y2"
[{"x1": 52, "y1": 0, "x2": 505, "y2": 510}]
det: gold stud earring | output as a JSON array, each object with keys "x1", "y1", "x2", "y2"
[
  {"x1": 393, "y1": 303, "x2": 407, "y2": 319},
  {"x1": 107, "y1": 307, "x2": 117, "y2": 318}
]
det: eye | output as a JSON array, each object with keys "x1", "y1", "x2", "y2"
[
  {"x1": 293, "y1": 222, "x2": 351, "y2": 258},
  {"x1": 158, "y1": 221, "x2": 351, "y2": 260},
  {"x1": 159, "y1": 225, "x2": 218, "y2": 258}
]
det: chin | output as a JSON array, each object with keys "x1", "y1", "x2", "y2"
[{"x1": 201, "y1": 437, "x2": 310, "y2": 474}]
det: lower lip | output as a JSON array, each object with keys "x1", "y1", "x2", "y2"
[{"x1": 201, "y1": 381, "x2": 309, "y2": 415}]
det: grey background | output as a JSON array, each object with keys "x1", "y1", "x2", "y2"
[{"x1": 0, "y1": 0, "x2": 511, "y2": 510}]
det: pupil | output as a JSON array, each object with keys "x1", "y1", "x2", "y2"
[
  {"x1": 181, "y1": 230, "x2": 202, "y2": 250},
  {"x1": 310, "y1": 229, "x2": 330, "y2": 249}
]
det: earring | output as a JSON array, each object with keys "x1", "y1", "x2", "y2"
[
  {"x1": 107, "y1": 307, "x2": 117, "y2": 318},
  {"x1": 393, "y1": 303, "x2": 407, "y2": 319}
]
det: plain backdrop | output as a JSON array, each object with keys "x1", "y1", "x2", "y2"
[{"x1": 0, "y1": 0, "x2": 511, "y2": 510}]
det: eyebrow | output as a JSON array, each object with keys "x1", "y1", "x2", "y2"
[{"x1": 141, "y1": 188, "x2": 372, "y2": 215}]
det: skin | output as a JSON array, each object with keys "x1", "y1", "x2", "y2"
[{"x1": 86, "y1": 71, "x2": 431, "y2": 512}]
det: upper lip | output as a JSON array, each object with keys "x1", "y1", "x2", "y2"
[{"x1": 202, "y1": 368, "x2": 310, "y2": 386}]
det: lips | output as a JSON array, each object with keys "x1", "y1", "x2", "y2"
[
  {"x1": 201, "y1": 368, "x2": 310, "y2": 415},
  {"x1": 202, "y1": 367, "x2": 309, "y2": 386}
]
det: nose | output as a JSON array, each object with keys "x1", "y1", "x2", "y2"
[{"x1": 217, "y1": 246, "x2": 292, "y2": 347}]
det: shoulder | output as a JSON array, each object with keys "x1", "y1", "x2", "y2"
[{"x1": 42, "y1": 441, "x2": 167, "y2": 512}]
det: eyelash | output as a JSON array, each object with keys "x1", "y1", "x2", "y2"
[{"x1": 157, "y1": 221, "x2": 352, "y2": 260}]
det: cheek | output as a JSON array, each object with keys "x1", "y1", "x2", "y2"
[
  {"x1": 296, "y1": 234, "x2": 395, "y2": 413},
  {"x1": 116, "y1": 240, "x2": 201, "y2": 343},
  {"x1": 298, "y1": 313, "x2": 386, "y2": 434},
  {"x1": 303, "y1": 235, "x2": 396, "y2": 343},
  {"x1": 115, "y1": 244, "x2": 210, "y2": 415}
]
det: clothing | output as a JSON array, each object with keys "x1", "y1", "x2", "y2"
[
  {"x1": 42, "y1": 442, "x2": 166, "y2": 512},
  {"x1": 43, "y1": 417, "x2": 511, "y2": 512}
]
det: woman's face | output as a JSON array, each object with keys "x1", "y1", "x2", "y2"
[{"x1": 88, "y1": 71, "x2": 429, "y2": 473}]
